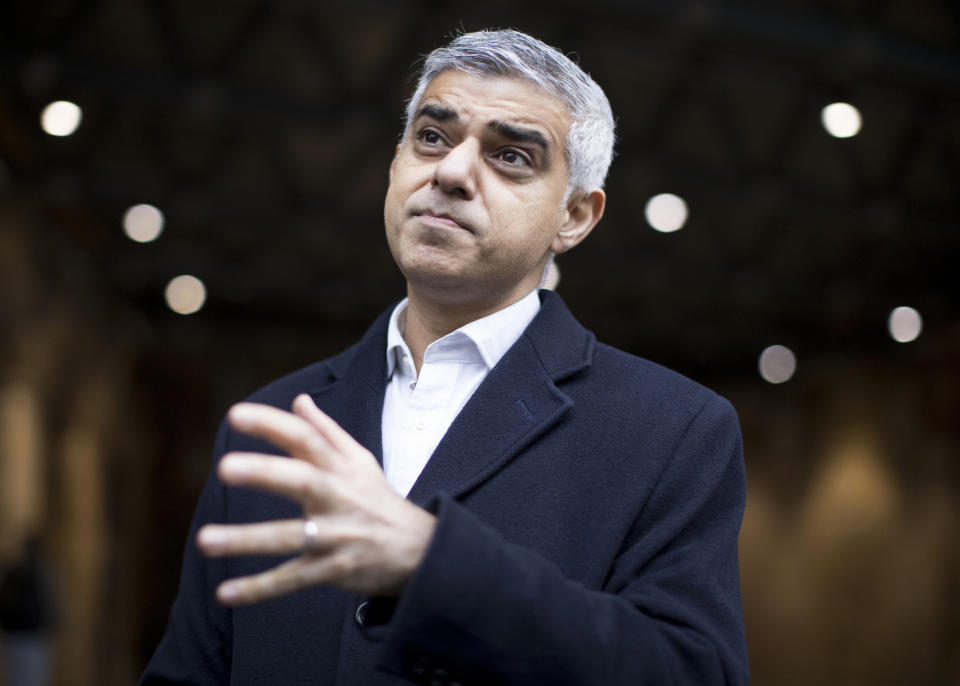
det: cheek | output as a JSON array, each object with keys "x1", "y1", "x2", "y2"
[
  {"x1": 502, "y1": 195, "x2": 564, "y2": 248},
  {"x1": 385, "y1": 166, "x2": 429, "y2": 218},
  {"x1": 383, "y1": 180, "x2": 409, "y2": 228},
  {"x1": 383, "y1": 186, "x2": 397, "y2": 220}
]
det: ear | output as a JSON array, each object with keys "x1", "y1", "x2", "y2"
[
  {"x1": 388, "y1": 143, "x2": 402, "y2": 182},
  {"x1": 551, "y1": 189, "x2": 606, "y2": 254}
]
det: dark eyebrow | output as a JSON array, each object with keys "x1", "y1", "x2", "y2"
[
  {"x1": 413, "y1": 104, "x2": 459, "y2": 123},
  {"x1": 412, "y1": 105, "x2": 552, "y2": 155},
  {"x1": 487, "y1": 121, "x2": 551, "y2": 153}
]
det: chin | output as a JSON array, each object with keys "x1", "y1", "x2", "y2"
[
  {"x1": 397, "y1": 257, "x2": 474, "y2": 292},
  {"x1": 403, "y1": 265, "x2": 469, "y2": 291}
]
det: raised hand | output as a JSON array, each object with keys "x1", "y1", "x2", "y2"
[{"x1": 196, "y1": 394, "x2": 436, "y2": 605}]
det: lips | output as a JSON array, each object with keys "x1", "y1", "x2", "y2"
[{"x1": 412, "y1": 209, "x2": 472, "y2": 233}]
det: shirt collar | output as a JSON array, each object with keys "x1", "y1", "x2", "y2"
[
  {"x1": 386, "y1": 299, "x2": 412, "y2": 379},
  {"x1": 385, "y1": 289, "x2": 541, "y2": 377}
]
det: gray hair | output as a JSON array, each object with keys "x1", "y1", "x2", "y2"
[{"x1": 403, "y1": 29, "x2": 616, "y2": 195}]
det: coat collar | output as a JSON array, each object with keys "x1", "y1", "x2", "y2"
[
  {"x1": 516, "y1": 289, "x2": 596, "y2": 382},
  {"x1": 307, "y1": 290, "x2": 596, "y2": 505}
]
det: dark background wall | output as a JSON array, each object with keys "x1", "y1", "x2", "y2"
[{"x1": 0, "y1": 1, "x2": 957, "y2": 684}]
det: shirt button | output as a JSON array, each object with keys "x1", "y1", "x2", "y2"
[{"x1": 415, "y1": 416, "x2": 426, "y2": 430}]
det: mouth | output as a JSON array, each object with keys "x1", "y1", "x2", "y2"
[{"x1": 412, "y1": 209, "x2": 473, "y2": 233}]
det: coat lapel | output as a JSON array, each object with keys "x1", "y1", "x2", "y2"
[
  {"x1": 407, "y1": 291, "x2": 595, "y2": 506},
  {"x1": 300, "y1": 292, "x2": 595, "y2": 504},
  {"x1": 306, "y1": 308, "x2": 392, "y2": 465}
]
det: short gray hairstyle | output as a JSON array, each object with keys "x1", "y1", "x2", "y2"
[{"x1": 403, "y1": 29, "x2": 616, "y2": 195}]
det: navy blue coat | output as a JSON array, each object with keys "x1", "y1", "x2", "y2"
[{"x1": 142, "y1": 291, "x2": 748, "y2": 685}]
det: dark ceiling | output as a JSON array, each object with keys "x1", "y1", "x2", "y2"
[{"x1": 2, "y1": 0, "x2": 958, "y2": 383}]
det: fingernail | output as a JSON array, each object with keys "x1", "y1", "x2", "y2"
[
  {"x1": 295, "y1": 394, "x2": 316, "y2": 409},
  {"x1": 198, "y1": 527, "x2": 225, "y2": 548},
  {"x1": 219, "y1": 583, "x2": 239, "y2": 602},
  {"x1": 220, "y1": 455, "x2": 249, "y2": 477},
  {"x1": 229, "y1": 404, "x2": 255, "y2": 427}
]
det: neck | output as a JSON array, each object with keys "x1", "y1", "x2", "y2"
[{"x1": 401, "y1": 285, "x2": 536, "y2": 373}]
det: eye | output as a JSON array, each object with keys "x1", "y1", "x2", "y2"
[
  {"x1": 417, "y1": 129, "x2": 444, "y2": 146},
  {"x1": 496, "y1": 148, "x2": 531, "y2": 167}
]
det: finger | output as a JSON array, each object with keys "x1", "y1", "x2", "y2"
[
  {"x1": 228, "y1": 403, "x2": 334, "y2": 468},
  {"x1": 197, "y1": 519, "x2": 328, "y2": 557},
  {"x1": 216, "y1": 554, "x2": 350, "y2": 606},
  {"x1": 218, "y1": 453, "x2": 331, "y2": 506},
  {"x1": 292, "y1": 394, "x2": 369, "y2": 459}
]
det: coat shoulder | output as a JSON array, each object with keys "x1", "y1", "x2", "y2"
[
  {"x1": 585, "y1": 342, "x2": 737, "y2": 429},
  {"x1": 592, "y1": 343, "x2": 717, "y2": 401}
]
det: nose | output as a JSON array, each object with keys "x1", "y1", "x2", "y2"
[{"x1": 431, "y1": 139, "x2": 479, "y2": 199}]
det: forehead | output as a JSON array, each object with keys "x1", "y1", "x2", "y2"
[{"x1": 415, "y1": 70, "x2": 571, "y2": 144}]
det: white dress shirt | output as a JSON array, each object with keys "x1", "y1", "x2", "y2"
[{"x1": 381, "y1": 290, "x2": 541, "y2": 496}]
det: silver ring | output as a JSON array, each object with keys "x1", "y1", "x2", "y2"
[{"x1": 303, "y1": 518, "x2": 320, "y2": 553}]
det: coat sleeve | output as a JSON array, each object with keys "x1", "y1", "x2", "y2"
[
  {"x1": 140, "y1": 421, "x2": 233, "y2": 685},
  {"x1": 375, "y1": 394, "x2": 749, "y2": 686}
]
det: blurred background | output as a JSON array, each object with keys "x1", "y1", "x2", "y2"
[{"x1": 1, "y1": 0, "x2": 958, "y2": 684}]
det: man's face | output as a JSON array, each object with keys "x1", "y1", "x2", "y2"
[{"x1": 384, "y1": 70, "x2": 574, "y2": 309}]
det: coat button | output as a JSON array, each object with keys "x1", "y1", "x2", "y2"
[
  {"x1": 410, "y1": 655, "x2": 430, "y2": 677},
  {"x1": 354, "y1": 601, "x2": 369, "y2": 627}
]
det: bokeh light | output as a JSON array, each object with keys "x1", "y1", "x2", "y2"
[
  {"x1": 644, "y1": 193, "x2": 688, "y2": 233},
  {"x1": 759, "y1": 345, "x2": 797, "y2": 384},
  {"x1": 123, "y1": 204, "x2": 165, "y2": 243},
  {"x1": 40, "y1": 100, "x2": 83, "y2": 136},
  {"x1": 888, "y1": 306, "x2": 922, "y2": 343},
  {"x1": 821, "y1": 102, "x2": 862, "y2": 138},
  {"x1": 164, "y1": 275, "x2": 206, "y2": 315}
]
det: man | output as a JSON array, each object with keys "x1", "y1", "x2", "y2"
[{"x1": 143, "y1": 29, "x2": 748, "y2": 685}]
